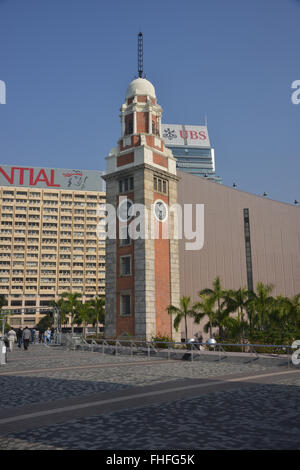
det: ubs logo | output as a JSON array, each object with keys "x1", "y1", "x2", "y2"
[{"x1": 163, "y1": 128, "x2": 177, "y2": 140}]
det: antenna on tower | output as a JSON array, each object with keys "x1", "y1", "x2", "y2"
[{"x1": 138, "y1": 32, "x2": 144, "y2": 78}]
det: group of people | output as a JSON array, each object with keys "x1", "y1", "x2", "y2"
[{"x1": 0, "y1": 327, "x2": 52, "y2": 352}]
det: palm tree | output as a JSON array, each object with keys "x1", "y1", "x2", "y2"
[
  {"x1": 198, "y1": 277, "x2": 229, "y2": 339},
  {"x1": 167, "y1": 296, "x2": 199, "y2": 341},
  {"x1": 75, "y1": 301, "x2": 94, "y2": 338},
  {"x1": 89, "y1": 296, "x2": 105, "y2": 337},
  {"x1": 193, "y1": 294, "x2": 216, "y2": 338},
  {"x1": 250, "y1": 282, "x2": 274, "y2": 330},
  {"x1": 223, "y1": 287, "x2": 250, "y2": 341},
  {"x1": 59, "y1": 292, "x2": 82, "y2": 334},
  {"x1": 286, "y1": 294, "x2": 300, "y2": 327}
]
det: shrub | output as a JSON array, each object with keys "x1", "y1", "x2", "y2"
[{"x1": 151, "y1": 333, "x2": 173, "y2": 349}]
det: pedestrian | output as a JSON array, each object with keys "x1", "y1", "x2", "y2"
[
  {"x1": 45, "y1": 327, "x2": 51, "y2": 346},
  {"x1": 16, "y1": 327, "x2": 23, "y2": 348},
  {"x1": 7, "y1": 328, "x2": 17, "y2": 352},
  {"x1": 22, "y1": 327, "x2": 31, "y2": 350}
]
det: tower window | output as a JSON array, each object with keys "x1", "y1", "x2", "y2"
[
  {"x1": 125, "y1": 115, "x2": 133, "y2": 135},
  {"x1": 120, "y1": 255, "x2": 131, "y2": 276},
  {"x1": 154, "y1": 176, "x2": 168, "y2": 195},
  {"x1": 119, "y1": 226, "x2": 131, "y2": 246},
  {"x1": 119, "y1": 176, "x2": 134, "y2": 194},
  {"x1": 120, "y1": 294, "x2": 131, "y2": 316}
]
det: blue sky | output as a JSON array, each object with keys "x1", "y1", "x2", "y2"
[{"x1": 0, "y1": 0, "x2": 299, "y2": 203}]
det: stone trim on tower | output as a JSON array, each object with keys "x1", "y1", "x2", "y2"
[{"x1": 103, "y1": 77, "x2": 180, "y2": 341}]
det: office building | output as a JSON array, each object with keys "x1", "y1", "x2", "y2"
[
  {"x1": 161, "y1": 123, "x2": 222, "y2": 182},
  {"x1": 0, "y1": 165, "x2": 106, "y2": 328}
]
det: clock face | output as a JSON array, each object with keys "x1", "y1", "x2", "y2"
[
  {"x1": 154, "y1": 199, "x2": 168, "y2": 222},
  {"x1": 118, "y1": 199, "x2": 133, "y2": 222}
]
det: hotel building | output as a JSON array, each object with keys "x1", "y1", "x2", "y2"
[{"x1": 0, "y1": 165, "x2": 106, "y2": 328}]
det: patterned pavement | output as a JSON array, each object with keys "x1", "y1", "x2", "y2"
[{"x1": 0, "y1": 344, "x2": 299, "y2": 450}]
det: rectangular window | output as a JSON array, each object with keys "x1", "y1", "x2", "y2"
[
  {"x1": 120, "y1": 255, "x2": 131, "y2": 276},
  {"x1": 158, "y1": 179, "x2": 162, "y2": 192},
  {"x1": 120, "y1": 294, "x2": 131, "y2": 316},
  {"x1": 129, "y1": 177, "x2": 134, "y2": 190},
  {"x1": 154, "y1": 177, "x2": 157, "y2": 191},
  {"x1": 120, "y1": 226, "x2": 131, "y2": 246}
]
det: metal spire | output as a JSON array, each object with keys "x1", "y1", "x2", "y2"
[{"x1": 138, "y1": 32, "x2": 143, "y2": 78}]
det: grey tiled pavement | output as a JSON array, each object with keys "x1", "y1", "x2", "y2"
[{"x1": 0, "y1": 344, "x2": 299, "y2": 450}]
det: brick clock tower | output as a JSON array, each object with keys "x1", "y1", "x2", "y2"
[{"x1": 103, "y1": 77, "x2": 180, "y2": 341}]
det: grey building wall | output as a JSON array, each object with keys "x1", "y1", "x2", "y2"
[{"x1": 178, "y1": 171, "x2": 300, "y2": 338}]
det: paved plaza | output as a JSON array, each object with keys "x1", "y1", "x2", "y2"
[{"x1": 0, "y1": 344, "x2": 299, "y2": 450}]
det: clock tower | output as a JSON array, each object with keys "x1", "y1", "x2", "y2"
[{"x1": 103, "y1": 75, "x2": 180, "y2": 341}]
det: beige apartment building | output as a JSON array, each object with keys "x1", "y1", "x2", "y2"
[{"x1": 0, "y1": 165, "x2": 106, "y2": 328}]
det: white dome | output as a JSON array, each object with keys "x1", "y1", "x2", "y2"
[{"x1": 125, "y1": 78, "x2": 156, "y2": 99}]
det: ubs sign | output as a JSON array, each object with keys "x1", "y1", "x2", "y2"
[
  {"x1": 0, "y1": 165, "x2": 105, "y2": 191},
  {"x1": 161, "y1": 124, "x2": 210, "y2": 148}
]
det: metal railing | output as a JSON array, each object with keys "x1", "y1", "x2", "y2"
[{"x1": 61, "y1": 336, "x2": 298, "y2": 369}]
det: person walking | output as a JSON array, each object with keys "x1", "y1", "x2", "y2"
[
  {"x1": 16, "y1": 327, "x2": 23, "y2": 348},
  {"x1": 45, "y1": 327, "x2": 51, "y2": 346},
  {"x1": 7, "y1": 328, "x2": 17, "y2": 352},
  {"x1": 22, "y1": 327, "x2": 31, "y2": 350}
]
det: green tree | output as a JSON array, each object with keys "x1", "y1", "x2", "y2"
[
  {"x1": 36, "y1": 314, "x2": 54, "y2": 333},
  {"x1": 75, "y1": 301, "x2": 94, "y2": 338},
  {"x1": 198, "y1": 277, "x2": 229, "y2": 339},
  {"x1": 193, "y1": 294, "x2": 216, "y2": 338},
  {"x1": 167, "y1": 296, "x2": 198, "y2": 341},
  {"x1": 250, "y1": 282, "x2": 274, "y2": 330},
  {"x1": 222, "y1": 287, "x2": 250, "y2": 341},
  {"x1": 89, "y1": 296, "x2": 105, "y2": 336},
  {"x1": 59, "y1": 292, "x2": 82, "y2": 334},
  {"x1": 285, "y1": 294, "x2": 300, "y2": 327}
]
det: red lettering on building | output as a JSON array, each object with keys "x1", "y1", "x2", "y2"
[
  {"x1": 179, "y1": 130, "x2": 188, "y2": 140},
  {"x1": 50, "y1": 169, "x2": 60, "y2": 187},
  {"x1": 14, "y1": 167, "x2": 30, "y2": 185},
  {"x1": 29, "y1": 168, "x2": 35, "y2": 185},
  {"x1": 0, "y1": 167, "x2": 14, "y2": 184},
  {"x1": 0, "y1": 167, "x2": 61, "y2": 188},
  {"x1": 33, "y1": 169, "x2": 50, "y2": 186},
  {"x1": 189, "y1": 131, "x2": 198, "y2": 140}
]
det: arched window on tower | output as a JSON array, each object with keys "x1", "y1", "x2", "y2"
[
  {"x1": 152, "y1": 117, "x2": 160, "y2": 136},
  {"x1": 125, "y1": 114, "x2": 133, "y2": 135}
]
